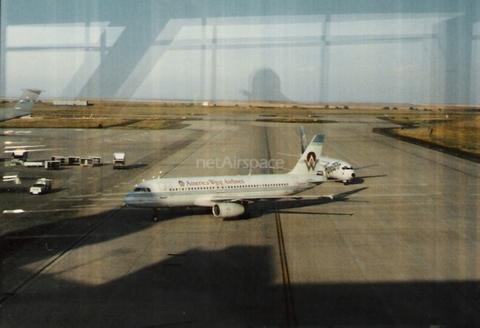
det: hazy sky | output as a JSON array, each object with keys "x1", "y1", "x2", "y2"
[{"x1": 1, "y1": 1, "x2": 479, "y2": 104}]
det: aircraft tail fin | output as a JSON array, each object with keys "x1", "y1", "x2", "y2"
[
  {"x1": 0, "y1": 89, "x2": 43, "y2": 122},
  {"x1": 21, "y1": 89, "x2": 42, "y2": 101},
  {"x1": 288, "y1": 134, "x2": 324, "y2": 175}
]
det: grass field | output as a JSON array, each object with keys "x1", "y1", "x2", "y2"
[
  {"x1": 2, "y1": 100, "x2": 479, "y2": 157},
  {"x1": 382, "y1": 112, "x2": 480, "y2": 154},
  {"x1": 0, "y1": 101, "x2": 385, "y2": 129}
]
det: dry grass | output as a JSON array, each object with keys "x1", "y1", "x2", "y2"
[
  {"x1": 0, "y1": 101, "x2": 388, "y2": 129},
  {"x1": 390, "y1": 115, "x2": 480, "y2": 155},
  {"x1": 2, "y1": 101, "x2": 480, "y2": 157}
]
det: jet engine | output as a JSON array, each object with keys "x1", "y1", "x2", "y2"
[{"x1": 212, "y1": 203, "x2": 245, "y2": 218}]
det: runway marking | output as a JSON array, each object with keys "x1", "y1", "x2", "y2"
[
  {"x1": 274, "y1": 206, "x2": 297, "y2": 327},
  {"x1": 264, "y1": 127, "x2": 296, "y2": 327},
  {"x1": 3, "y1": 209, "x2": 25, "y2": 214},
  {"x1": 70, "y1": 204, "x2": 120, "y2": 209},
  {"x1": 59, "y1": 193, "x2": 126, "y2": 199},
  {"x1": 359, "y1": 192, "x2": 442, "y2": 197},
  {"x1": 3, "y1": 208, "x2": 79, "y2": 213},
  {"x1": 2, "y1": 234, "x2": 89, "y2": 239}
]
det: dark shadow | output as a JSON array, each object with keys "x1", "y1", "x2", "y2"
[
  {"x1": 121, "y1": 204, "x2": 218, "y2": 223},
  {"x1": 0, "y1": 187, "x2": 68, "y2": 194},
  {"x1": 0, "y1": 186, "x2": 29, "y2": 193},
  {"x1": 353, "y1": 174, "x2": 388, "y2": 183},
  {"x1": 243, "y1": 68, "x2": 290, "y2": 102},
  {"x1": 0, "y1": 182, "x2": 478, "y2": 326},
  {"x1": 1, "y1": 229, "x2": 479, "y2": 326},
  {"x1": 112, "y1": 163, "x2": 148, "y2": 170},
  {"x1": 245, "y1": 198, "x2": 334, "y2": 220},
  {"x1": 225, "y1": 187, "x2": 368, "y2": 220}
]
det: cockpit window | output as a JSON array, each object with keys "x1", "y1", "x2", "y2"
[
  {"x1": 133, "y1": 187, "x2": 151, "y2": 192},
  {"x1": 342, "y1": 166, "x2": 353, "y2": 170}
]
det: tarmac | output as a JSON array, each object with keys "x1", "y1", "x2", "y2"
[{"x1": 0, "y1": 114, "x2": 479, "y2": 327}]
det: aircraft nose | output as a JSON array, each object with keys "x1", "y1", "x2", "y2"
[{"x1": 124, "y1": 193, "x2": 134, "y2": 205}]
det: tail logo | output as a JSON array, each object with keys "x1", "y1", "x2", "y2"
[{"x1": 305, "y1": 152, "x2": 318, "y2": 171}]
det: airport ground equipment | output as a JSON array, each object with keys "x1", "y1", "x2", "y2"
[
  {"x1": 11, "y1": 150, "x2": 28, "y2": 164},
  {"x1": 23, "y1": 161, "x2": 43, "y2": 167},
  {"x1": 29, "y1": 178, "x2": 52, "y2": 195},
  {"x1": 68, "y1": 156, "x2": 81, "y2": 165},
  {"x1": 51, "y1": 156, "x2": 68, "y2": 165},
  {"x1": 45, "y1": 160, "x2": 60, "y2": 170},
  {"x1": 90, "y1": 156, "x2": 102, "y2": 166},
  {"x1": 113, "y1": 152, "x2": 126, "y2": 169},
  {"x1": 81, "y1": 156, "x2": 102, "y2": 167}
]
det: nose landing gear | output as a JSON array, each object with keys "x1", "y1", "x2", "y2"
[{"x1": 152, "y1": 208, "x2": 159, "y2": 221}]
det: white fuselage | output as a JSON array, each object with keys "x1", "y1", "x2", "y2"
[
  {"x1": 124, "y1": 133, "x2": 328, "y2": 219},
  {"x1": 321, "y1": 157, "x2": 356, "y2": 184},
  {"x1": 124, "y1": 173, "x2": 322, "y2": 209}
]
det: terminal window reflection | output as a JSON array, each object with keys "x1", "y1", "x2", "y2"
[{"x1": 1, "y1": 2, "x2": 478, "y2": 104}]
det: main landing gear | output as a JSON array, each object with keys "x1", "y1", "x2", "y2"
[{"x1": 241, "y1": 203, "x2": 250, "y2": 219}]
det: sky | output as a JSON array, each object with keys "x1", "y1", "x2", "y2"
[{"x1": 1, "y1": 0, "x2": 479, "y2": 105}]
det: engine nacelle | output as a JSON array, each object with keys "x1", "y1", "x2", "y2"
[{"x1": 212, "y1": 203, "x2": 245, "y2": 218}]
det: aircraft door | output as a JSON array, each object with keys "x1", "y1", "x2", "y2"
[
  {"x1": 157, "y1": 182, "x2": 168, "y2": 191},
  {"x1": 157, "y1": 182, "x2": 169, "y2": 199}
]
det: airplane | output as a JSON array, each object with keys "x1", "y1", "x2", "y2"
[
  {"x1": 124, "y1": 134, "x2": 335, "y2": 220},
  {"x1": 0, "y1": 89, "x2": 43, "y2": 122},
  {"x1": 302, "y1": 126, "x2": 355, "y2": 184},
  {"x1": 299, "y1": 126, "x2": 376, "y2": 185},
  {"x1": 3, "y1": 143, "x2": 53, "y2": 163},
  {"x1": 1, "y1": 89, "x2": 44, "y2": 185},
  {"x1": 276, "y1": 127, "x2": 357, "y2": 185},
  {"x1": 1, "y1": 90, "x2": 49, "y2": 163}
]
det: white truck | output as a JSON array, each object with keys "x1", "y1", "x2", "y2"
[
  {"x1": 23, "y1": 161, "x2": 44, "y2": 168},
  {"x1": 113, "y1": 152, "x2": 126, "y2": 169},
  {"x1": 29, "y1": 178, "x2": 52, "y2": 195}
]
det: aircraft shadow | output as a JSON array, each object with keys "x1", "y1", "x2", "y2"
[
  {"x1": 131, "y1": 187, "x2": 369, "y2": 222},
  {"x1": 0, "y1": 186, "x2": 478, "y2": 326},
  {"x1": 243, "y1": 187, "x2": 369, "y2": 220},
  {"x1": 352, "y1": 174, "x2": 388, "y2": 184},
  {"x1": 1, "y1": 227, "x2": 479, "y2": 327},
  {"x1": 112, "y1": 163, "x2": 148, "y2": 170}
]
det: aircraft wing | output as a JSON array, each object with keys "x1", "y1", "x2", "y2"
[
  {"x1": 354, "y1": 164, "x2": 379, "y2": 170},
  {"x1": 0, "y1": 89, "x2": 42, "y2": 122},
  {"x1": 211, "y1": 194, "x2": 334, "y2": 203},
  {"x1": 3, "y1": 146, "x2": 57, "y2": 154},
  {"x1": 210, "y1": 187, "x2": 369, "y2": 204}
]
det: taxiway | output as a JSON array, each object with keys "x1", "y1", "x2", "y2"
[{"x1": 1, "y1": 114, "x2": 479, "y2": 327}]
